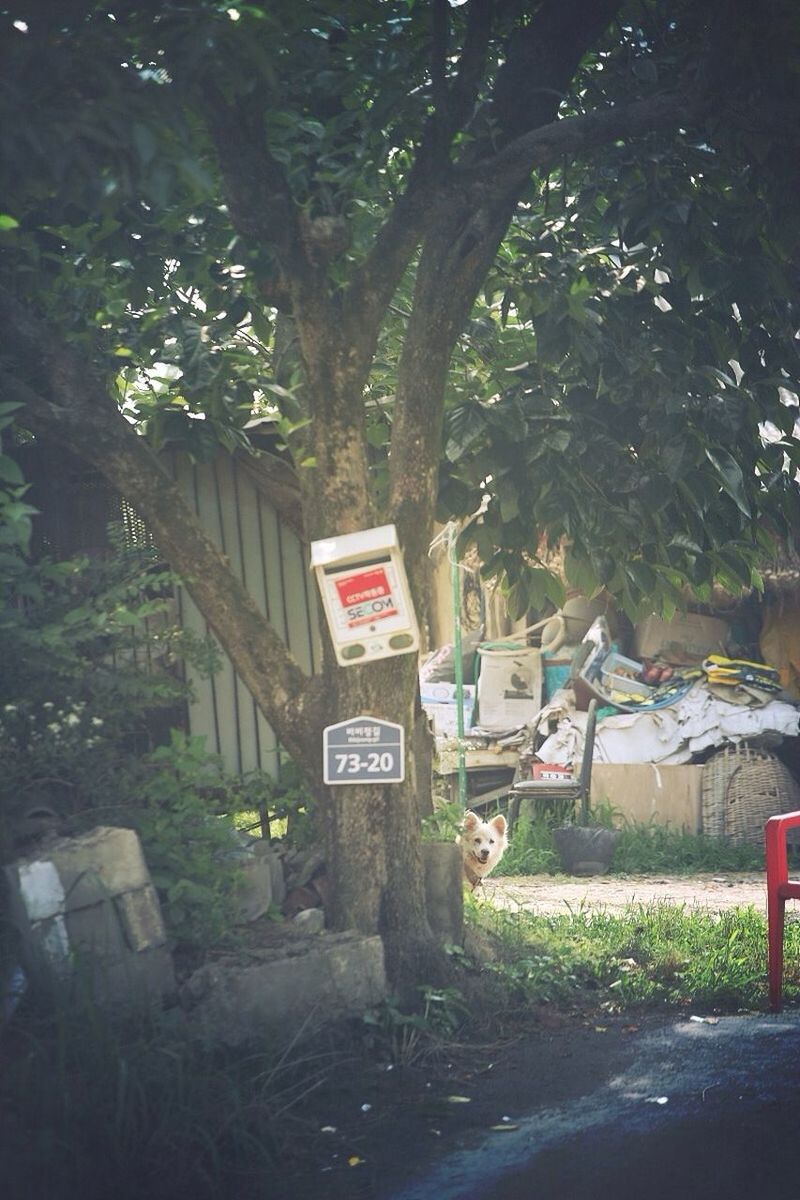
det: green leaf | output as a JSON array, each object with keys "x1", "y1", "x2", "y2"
[
  {"x1": 0, "y1": 456, "x2": 24, "y2": 485},
  {"x1": 504, "y1": 579, "x2": 528, "y2": 622},
  {"x1": 0, "y1": 214, "x2": 19, "y2": 230},
  {"x1": 444, "y1": 405, "x2": 487, "y2": 463},
  {"x1": 705, "y1": 447, "x2": 751, "y2": 518}
]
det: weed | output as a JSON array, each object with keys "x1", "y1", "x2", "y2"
[
  {"x1": 494, "y1": 807, "x2": 764, "y2": 877},
  {"x1": 0, "y1": 991, "x2": 342, "y2": 1200},
  {"x1": 362, "y1": 985, "x2": 469, "y2": 1065},
  {"x1": 468, "y1": 901, "x2": 800, "y2": 1014},
  {"x1": 421, "y1": 798, "x2": 464, "y2": 842},
  {"x1": 611, "y1": 821, "x2": 764, "y2": 874}
]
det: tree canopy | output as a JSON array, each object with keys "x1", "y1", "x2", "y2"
[
  {"x1": 3, "y1": 2, "x2": 799, "y2": 609},
  {"x1": 2, "y1": 0, "x2": 799, "y2": 979}
]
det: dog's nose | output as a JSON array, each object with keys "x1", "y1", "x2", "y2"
[{"x1": 479, "y1": 850, "x2": 489, "y2": 862}]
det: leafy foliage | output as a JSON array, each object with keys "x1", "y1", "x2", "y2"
[
  {"x1": 1, "y1": 2, "x2": 798, "y2": 621},
  {"x1": 0, "y1": 531, "x2": 196, "y2": 843},
  {"x1": 441, "y1": 120, "x2": 800, "y2": 616},
  {"x1": 477, "y1": 902, "x2": 792, "y2": 1012},
  {"x1": 125, "y1": 732, "x2": 245, "y2": 949}
]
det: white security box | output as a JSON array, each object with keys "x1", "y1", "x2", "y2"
[{"x1": 310, "y1": 524, "x2": 420, "y2": 666}]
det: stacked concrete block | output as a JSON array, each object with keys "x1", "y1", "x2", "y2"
[
  {"x1": 180, "y1": 931, "x2": 387, "y2": 1046},
  {"x1": 228, "y1": 833, "x2": 286, "y2": 922},
  {"x1": 422, "y1": 842, "x2": 464, "y2": 946},
  {"x1": 3, "y1": 825, "x2": 175, "y2": 1010}
]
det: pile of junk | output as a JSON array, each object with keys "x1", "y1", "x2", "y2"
[{"x1": 421, "y1": 596, "x2": 800, "y2": 844}]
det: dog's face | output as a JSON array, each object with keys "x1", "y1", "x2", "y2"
[{"x1": 459, "y1": 810, "x2": 508, "y2": 883}]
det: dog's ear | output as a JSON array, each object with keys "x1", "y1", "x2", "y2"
[
  {"x1": 490, "y1": 813, "x2": 507, "y2": 836},
  {"x1": 462, "y1": 810, "x2": 479, "y2": 831}
]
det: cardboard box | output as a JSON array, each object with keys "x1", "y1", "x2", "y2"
[
  {"x1": 633, "y1": 614, "x2": 729, "y2": 666},
  {"x1": 420, "y1": 683, "x2": 476, "y2": 737},
  {"x1": 592, "y1": 763, "x2": 703, "y2": 832}
]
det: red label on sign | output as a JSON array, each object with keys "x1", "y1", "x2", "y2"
[{"x1": 335, "y1": 567, "x2": 391, "y2": 608}]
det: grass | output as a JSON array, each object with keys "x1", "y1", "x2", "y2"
[
  {"x1": 0, "y1": 799, "x2": 790, "y2": 1198},
  {"x1": 4, "y1": 891, "x2": 798, "y2": 1199},
  {"x1": 0, "y1": 991, "x2": 340, "y2": 1200},
  {"x1": 497, "y1": 807, "x2": 765, "y2": 877},
  {"x1": 468, "y1": 896, "x2": 800, "y2": 1014}
]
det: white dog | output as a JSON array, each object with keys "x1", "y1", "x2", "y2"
[{"x1": 458, "y1": 810, "x2": 508, "y2": 891}]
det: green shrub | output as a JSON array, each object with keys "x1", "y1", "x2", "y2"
[
  {"x1": 494, "y1": 804, "x2": 764, "y2": 877},
  {"x1": 123, "y1": 732, "x2": 244, "y2": 950},
  {"x1": 0, "y1": 528, "x2": 215, "y2": 850},
  {"x1": 472, "y1": 900, "x2": 800, "y2": 1013},
  {"x1": 0, "y1": 529, "x2": 271, "y2": 949}
]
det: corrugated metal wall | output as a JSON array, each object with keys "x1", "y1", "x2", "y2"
[{"x1": 168, "y1": 451, "x2": 321, "y2": 777}]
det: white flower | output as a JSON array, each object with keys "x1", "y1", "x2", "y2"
[
  {"x1": 42, "y1": 702, "x2": 54, "y2": 710},
  {"x1": 91, "y1": 717, "x2": 104, "y2": 727},
  {"x1": 3, "y1": 704, "x2": 17, "y2": 714},
  {"x1": 47, "y1": 722, "x2": 60, "y2": 735},
  {"x1": 64, "y1": 713, "x2": 81, "y2": 727}
]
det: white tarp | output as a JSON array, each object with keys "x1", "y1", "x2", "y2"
[{"x1": 536, "y1": 682, "x2": 800, "y2": 767}]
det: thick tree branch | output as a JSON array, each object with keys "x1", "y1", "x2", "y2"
[
  {"x1": 431, "y1": 0, "x2": 450, "y2": 138},
  {"x1": 340, "y1": 2, "x2": 496, "y2": 380},
  {"x1": 490, "y1": 0, "x2": 621, "y2": 142},
  {"x1": 202, "y1": 86, "x2": 312, "y2": 290},
  {"x1": 457, "y1": 88, "x2": 700, "y2": 192},
  {"x1": 447, "y1": 0, "x2": 494, "y2": 132},
  {"x1": 0, "y1": 292, "x2": 320, "y2": 763}
]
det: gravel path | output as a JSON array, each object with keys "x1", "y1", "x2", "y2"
[{"x1": 482, "y1": 871, "x2": 768, "y2": 915}]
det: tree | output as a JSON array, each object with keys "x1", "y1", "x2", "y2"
[{"x1": 1, "y1": 0, "x2": 798, "y2": 984}]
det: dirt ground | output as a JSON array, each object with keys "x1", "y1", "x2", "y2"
[
  {"x1": 280, "y1": 871, "x2": 775, "y2": 1200},
  {"x1": 482, "y1": 870, "x2": 768, "y2": 915}
]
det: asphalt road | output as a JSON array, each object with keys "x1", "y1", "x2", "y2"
[{"x1": 382, "y1": 1012, "x2": 800, "y2": 1200}]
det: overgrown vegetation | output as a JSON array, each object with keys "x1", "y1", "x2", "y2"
[
  {"x1": 497, "y1": 807, "x2": 765, "y2": 877},
  {"x1": 468, "y1": 899, "x2": 800, "y2": 1015},
  {"x1": 4, "y1": 894, "x2": 794, "y2": 1200},
  {"x1": 0, "y1": 529, "x2": 199, "y2": 842},
  {"x1": 0, "y1": 534, "x2": 298, "y2": 951},
  {"x1": 0, "y1": 996, "x2": 335, "y2": 1200}
]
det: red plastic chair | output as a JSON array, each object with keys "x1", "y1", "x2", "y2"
[{"x1": 765, "y1": 811, "x2": 800, "y2": 1012}]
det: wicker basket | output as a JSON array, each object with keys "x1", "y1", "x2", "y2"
[{"x1": 701, "y1": 744, "x2": 800, "y2": 846}]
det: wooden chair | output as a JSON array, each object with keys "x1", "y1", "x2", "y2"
[
  {"x1": 765, "y1": 810, "x2": 800, "y2": 1011},
  {"x1": 508, "y1": 699, "x2": 598, "y2": 834}
]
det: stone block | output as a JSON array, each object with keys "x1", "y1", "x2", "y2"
[
  {"x1": 31, "y1": 826, "x2": 151, "y2": 901},
  {"x1": 64, "y1": 900, "x2": 127, "y2": 959},
  {"x1": 325, "y1": 933, "x2": 387, "y2": 1013},
  {"x1": 34, "y1": 914, "x2": 72, "y2": 973},
  {"x1": 94, "y1": 946, "x2": 176, "y2": 1009},
  {"x1": 180, "y1": 931, "x2": 387, "y2": 1046},
  {"x1": 262, "y1": 843, "x2": 286, "y2": 906},
  {"x1": 114, "y1": 886, "x2": 168, "y2": 951},
  {"x1": 4, "y1": 826, "x2": 175, "y2": 1013},
  {"x1": 8, "y1": 859, "x2": 66, "y2": 921},
  {"x1": 422, "y1": 842, "x2": 464, "y2": 945},
  {"x1": 291, "y1": 908, "x2": 325, "y2": 934},
  {"x1": 234, "y1": 856, "x2": 273, "y2": 923}
]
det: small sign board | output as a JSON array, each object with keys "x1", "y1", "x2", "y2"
[{"x1": 323, "y1": 716, "x2": 405, "y2": 785}]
